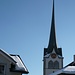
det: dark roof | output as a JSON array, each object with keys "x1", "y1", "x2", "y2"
[
  {"x1": 48, "y1": 0, "x2": 57, "y2": 50},
  {"x1": 44, "y1": 0, "x2": 62, "y2": 56},
  {"x1": 65, "y1": 61, "x2": 75, "y2": 68}
]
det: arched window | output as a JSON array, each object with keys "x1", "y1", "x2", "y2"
[
  {"x1": 48, "y1": 60, "x2": 53, "y2": 69},
  {"x1": 54, "y1": 61, "x2": 59, "y2": 69}
]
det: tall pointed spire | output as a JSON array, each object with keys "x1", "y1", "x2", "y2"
[
  {"x1": 48, "y1": 0, "x2": 57, "y2": 51},
  {"x1": 44, "y1": 0, "x2": 62, "y2": 56}
]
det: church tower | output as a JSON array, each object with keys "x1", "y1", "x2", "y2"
[{"x1": 43, "y1": 1, "x2": 63, "y2": 75}]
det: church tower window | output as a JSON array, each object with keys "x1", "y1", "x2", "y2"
[
  {"x1": 54, "y1": 61, "x2": 59, "y2": 69},
  {"x1": 48, "y1": 60, "x2": 53, "y2": 69}
]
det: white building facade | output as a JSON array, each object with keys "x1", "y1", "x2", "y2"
[{"x1": 0, "y1": 49, "x2": 29, "y2": 75}]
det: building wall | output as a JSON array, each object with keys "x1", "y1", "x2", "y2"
[
  {"x1": 45, "y1": 55, "x2": 63, "y2": 69},
  {"x1": 44, "y1": 52, "x2": 63, "y2": 75},
  {"x1": 0, "y1": 54, "x2": 21, "y2": 75}
]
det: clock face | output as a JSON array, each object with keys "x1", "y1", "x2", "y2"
[{"x1": 51, "y1": 53, "x2": 56, "y2": 58}]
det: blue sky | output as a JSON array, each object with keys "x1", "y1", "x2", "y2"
[{"x1": 0, "y1": 0, "x2": 75, "y2": 75}]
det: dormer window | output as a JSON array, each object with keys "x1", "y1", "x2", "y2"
[
  {"x1": 10, "y1": 63, "x2": 15, "y2": 71},
  {"x1": 0, "y1": 64, "x2": 5, "y2": 74}
]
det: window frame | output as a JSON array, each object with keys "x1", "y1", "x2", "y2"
[
  {"x1": 0, "y1": 63, "x2": 6, "y2": 75},
  {"x1": 48, "y1": 60, "x2": 59, "y2": 69},
  {"x1": 54, "y1": 61, "x2": 59, "y2": 69},
  {"x1": 48, "y1": 60, "x2": 53, "y2": 69}
]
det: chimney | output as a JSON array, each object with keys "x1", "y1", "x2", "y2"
[{"x1": 74, "y1": 55, "x2": 75, "y2": 62}]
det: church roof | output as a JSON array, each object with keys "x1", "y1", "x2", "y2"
[
  {"x1": 48, "y1": 0, "x2": 57, "y2": 50},
  {"x1": 49, "y1": 66, "x2": 75, "y2": 75},
  {"x1": 44, "y1": 0, "x2": 62, "y2": 56}
]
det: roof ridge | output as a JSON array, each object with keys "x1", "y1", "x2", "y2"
[{"x1": 0, "y1": 49, "x2": 16, "y2": 63}]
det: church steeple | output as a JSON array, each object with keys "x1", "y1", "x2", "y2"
[
  {"x1": 43, "y1": 1, "x2": 63, "y2": 75},
  {"x1": 44, "y1": 0, "x2": 62, "y2": 56},
  {"x1": 48, "y1": 0, "x2": 57, "y2": 50}
]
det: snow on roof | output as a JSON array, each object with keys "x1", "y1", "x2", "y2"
[
  {"x1": 44, "y1": 54, "x2": 50, "y2": 57},
  {"x1": 44, "y1": 53, "x2": 63, "y2": 58},
  {"x1": 49, "y1": 66, "x2": 75, "y2": 75},
  {"x1": 58, "y1": 55, "x2": 63, "y2": 59},
  {"x1": 0, "y1": 49, "x2": 28, "y2": 74},
  {"x1": 64, "y1": 66, "x2": 75, "y2": 74},
  {"x1": 11, "y1": 55, "x2": 29, "y2": 73}
]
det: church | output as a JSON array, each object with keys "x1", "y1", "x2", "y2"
[{"x1": 43, "y1": 0, "x2": 75, "y2": 75}]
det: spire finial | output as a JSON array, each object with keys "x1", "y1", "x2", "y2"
[{"x1": 48, "y1": 0, "x2": 57, "y2": 51}]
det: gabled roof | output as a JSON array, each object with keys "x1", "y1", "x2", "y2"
[
  {"x1": 0, "y1": 49, "x2": 16, "y2": 64},
  {"x1": 0, "y1": 49, "x2": 29, "y2": 74},
  {"x1": 10, "y1": 54, "x2": 29, "y2": 74}
]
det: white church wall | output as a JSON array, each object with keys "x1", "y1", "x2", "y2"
[{"x1": 44, "y1": 53, "x2": 63, "y2": 75}]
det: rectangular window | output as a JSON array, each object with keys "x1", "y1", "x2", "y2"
[{"x1": 0, "y1": 64, "x2": 5, "y2": 74}]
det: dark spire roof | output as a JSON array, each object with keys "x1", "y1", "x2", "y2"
[
  {"x1": 48, "y1": 0, "x2": 57, "y2": 50},
  {"x1": 44, "y1": 0, "x2": 62, "y2": 56}
]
